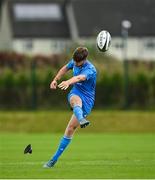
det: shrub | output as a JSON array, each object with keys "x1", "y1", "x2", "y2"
[
  {"x1": 128, "y1": 72, "x2": 150, "y2": 107},
  {"x1": 96, "y1": 72, "x2": 123, "y2": 107}
]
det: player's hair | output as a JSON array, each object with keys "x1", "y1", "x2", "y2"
[{"x1": 73, "y1": 47, "x2": 88, "y2": 62}]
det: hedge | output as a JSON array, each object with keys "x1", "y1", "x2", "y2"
[
  {"x1": 0, "y1": 70, "x2": 154, "y2": 109},
  {"x1": 0, "y1": 51, "x2": 155, "y2": 109}
]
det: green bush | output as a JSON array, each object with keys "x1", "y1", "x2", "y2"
[
  {"x1": 151, "y1": 73, "x2": 155, "y2": 104},
  {"x1": 0, "y1": 51, "x2": 155, "y2": 109},
  {"x1": 96, "y1": 73, "x2": 123, "y2": 107},
  {"x1": 0, "y1": 70, "x2": 154, "y2": 109},
  {"x1": 128, "y1": 72, "x2": 150, "y2": 107},
  {"x1": 1, "y1": 69, "x2": 15, "y2": 88}
]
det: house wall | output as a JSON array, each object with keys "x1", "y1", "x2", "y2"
[
  {"x1": 12, "y1": 38, "x2": 155, "y2": 60},
  {"x1": 12, "y1": 39, "x2": 71, "y2": 54},
  {"x1": 111, "y1": 37, "x2": 155, "y2": 60}
]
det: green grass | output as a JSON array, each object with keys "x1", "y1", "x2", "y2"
[
  {"x1": 0, "y1": 110, "x2": 155, "y2": 133},
  {"x1": 0, "y1": 133, "x2": 155, "y2": 179},
  {"x1": 0, "y1": 110, "x2": 155, "y2": 178}
]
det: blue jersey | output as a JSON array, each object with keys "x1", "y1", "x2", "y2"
[{"x1": 66, "y1": 59, "x2": 97, "y2": 115}]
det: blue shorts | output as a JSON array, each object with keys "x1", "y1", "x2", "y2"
[{"x1": 68, "y1": 90, "x2": 94, "y2": 117}]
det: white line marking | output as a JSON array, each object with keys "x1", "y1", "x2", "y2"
[{"x1": 0, "y1": 159, "x2": 155, "y2": 166}]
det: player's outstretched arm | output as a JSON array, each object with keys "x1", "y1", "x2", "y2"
[
  {"x1": 58, "y1": 75, "x2": 86, "y2": 90},
  {"x1": 50, "y1": 65, "x2": 69, "y2": 90}
]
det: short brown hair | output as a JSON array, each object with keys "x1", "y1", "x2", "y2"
[{"x1": 73, "y1": 47, "x2": 88, "y2": 62}]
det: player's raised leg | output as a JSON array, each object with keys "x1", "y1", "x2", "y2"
[
  {"x1": 43, "y1": 114, "x2": 79, "y2": 168},
  {"x1": 70, "y1": 95, "x2": 90, "y2": 128}
]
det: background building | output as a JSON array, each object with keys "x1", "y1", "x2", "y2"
[{"x1": 0, "y1": 0, "x2": 155, "y2": 59}]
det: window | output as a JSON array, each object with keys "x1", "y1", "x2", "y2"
[
  {"x1": 23, "y1": 40, "x2": 33, "y2": 51},
  {"x1": 114, "y1": 42, "x2": 124, "y2": 49},
  {"x1": 145, "y1": 40, "x2": 155, "y2": 50},
  {"x1": 13, "y1": 3, "x2": 62, "y2": 21}
]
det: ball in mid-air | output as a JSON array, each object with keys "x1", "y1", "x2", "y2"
[{"x1": 96, "y1": 30, "x2": 111, "y2": 52}]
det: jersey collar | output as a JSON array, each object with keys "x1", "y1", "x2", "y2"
[{"x1": 78, "y1": 60, "x2": 88, "y2": 68}]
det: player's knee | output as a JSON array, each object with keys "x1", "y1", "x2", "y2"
[
  {"x1": 66, "y1": 125, "x2": 77, "y2": 135},
  {"x1": 67, "y1": 126, "x2": 74, "y2": 135},
  {"x1": 70, "y1": 102, "x2": 81, "y2": 108},
  {"x1": 70, "y1": 96, "x2": 82, "y2": 108}
]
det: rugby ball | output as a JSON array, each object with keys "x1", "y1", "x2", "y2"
[{"x1": 96, "y1": 30, "x2": 111, "y2": 52}]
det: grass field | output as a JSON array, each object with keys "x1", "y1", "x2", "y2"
[
  {"x1": 0, "y1": 133, "x2": 155, "y2": 179},
  {"x1": 0, "y1": 110, "x2": 155, "y2": 178}
]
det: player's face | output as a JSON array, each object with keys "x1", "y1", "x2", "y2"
[{"x1": 75, "y1": 60, "x2": 85, "y2": 67}]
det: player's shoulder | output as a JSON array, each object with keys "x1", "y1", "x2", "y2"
[
  {"x1": 69, "y1": 59, "x2": 74, "y2": 63},
  {"x1": 86, "y1": 60, "x2": 97, "y2": 72}
]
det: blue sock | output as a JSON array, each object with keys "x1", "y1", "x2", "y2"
[
  {"x1": 52, "y1": 136, "x2": 72, "y2": 161},
  {"x1": 73, "y1": 105, "x2": 84, "y2": 123}
]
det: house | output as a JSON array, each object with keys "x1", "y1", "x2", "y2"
[
  {"x1": 72, "y1": 0, "x2": 155, "y2": 60},
  {"x1": 0, "y1": 0, "x2": 155, "y2": 59},
  {"x1": 0, "y1": 0, "x2": 72, "y2": 54}
]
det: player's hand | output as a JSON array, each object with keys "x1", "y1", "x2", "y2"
[
  {"x1": 50, "y1": 80, "x2": 57, "y2": 89},
  {"x1": 58, "y1": 81, "x2": 70, "y2": 90}
]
